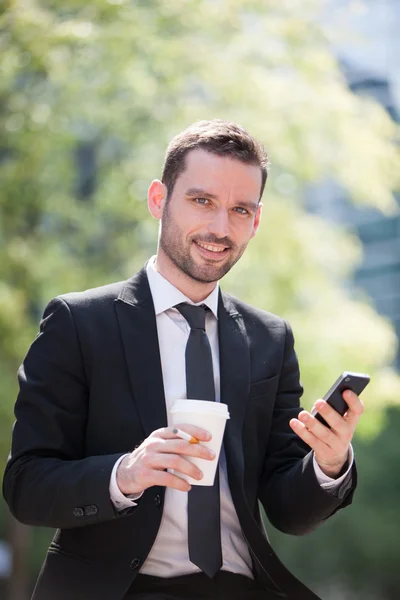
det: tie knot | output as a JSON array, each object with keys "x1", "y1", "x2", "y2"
[{"x1": 176, "y1": 303, "x2": 207, "y2": 330}]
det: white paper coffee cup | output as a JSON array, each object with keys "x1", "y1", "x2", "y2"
[{"x1": 169, "y1": 399, "x2": 230, "y2": 486}]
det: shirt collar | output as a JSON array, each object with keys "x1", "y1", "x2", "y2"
[{"x1": 146, "y1": 256, "x2": 219, "y2": 319}]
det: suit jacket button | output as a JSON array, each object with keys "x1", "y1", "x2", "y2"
[
  {"x1": 84, "y1": 504, "x2": 98, "y2": 516},
  {"x1": 130, "y1": 558, "x2": 141, "y2": 570},
  {"x1": 73, "y1": 508, "x2": 84, "y2": 517},
  {"x1": 154, "y1": 494, "x2": 161, "y2": 507}
]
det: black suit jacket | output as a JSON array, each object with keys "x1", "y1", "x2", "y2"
[{"x1": 3, "y1": 267, "x2": 356, "y2": 600}]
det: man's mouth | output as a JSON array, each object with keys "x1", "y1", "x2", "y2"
[
  {"x1": 196, "y1": 242, "x2": 227, "y2": 253},
  {"x1": 193, "y1": 240, "x2": 231, "y2": 259}
]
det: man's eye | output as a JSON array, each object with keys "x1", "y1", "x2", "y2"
[
  {"x1": 234, "y1": 207, "x2": 249, "y2": 215},
  {"x1": 194, "y1": 197, "x2": 209, "y2": 205}
]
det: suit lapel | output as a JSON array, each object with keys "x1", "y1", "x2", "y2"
[
  {"x1": 218, "y1": 291, "x2": 250, "y2": 489},
  {"x1": 114, "y1": 268, "x2": 168, "y2": 438}
]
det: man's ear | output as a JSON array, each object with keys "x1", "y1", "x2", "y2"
[
  {"x1": 250, "y1": 203, "x2": 263, "y2": 239},
  {"x1": 148, "y1": 180, "x2": 168, "y2": 219}
]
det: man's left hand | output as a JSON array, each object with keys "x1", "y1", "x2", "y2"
[{"x1": 289, "y1": 390, "x2": 364, "y2": 478}]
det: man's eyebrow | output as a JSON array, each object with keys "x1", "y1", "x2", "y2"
[{"x1": 185, "y1": 187, "x2": 218, "y2": 199}]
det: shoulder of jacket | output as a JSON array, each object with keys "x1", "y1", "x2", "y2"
[
  {"x1": 221, "y1": 291, "x2": 287, "y2": 329},
  {"x1": 54, "y1": 280, "x2": 127, "y2": 310}
]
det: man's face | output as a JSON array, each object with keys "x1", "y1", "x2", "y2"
[{"x1": 159, "y1": 149, "x2": 262, "y2": 284}]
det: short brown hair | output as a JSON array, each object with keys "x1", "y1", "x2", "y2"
[{"x1": 161, "y1": 119, "x2": 269, "y2": 200}]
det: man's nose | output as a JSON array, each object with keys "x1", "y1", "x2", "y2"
[{"x1": 208, "y1": 209, "x2": 230, "y2": 239}]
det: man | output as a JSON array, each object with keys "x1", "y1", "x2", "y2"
[{"x1": 3, "y1": 120, "x2": 363, "y2": 600}]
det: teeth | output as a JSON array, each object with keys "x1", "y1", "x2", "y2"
[{"x1": 197, "y1": 242, "x2": 226, "y2": 253}]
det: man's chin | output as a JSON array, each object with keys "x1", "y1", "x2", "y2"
[{"x1": 186, "y1": 261, "x2": 233, "y2": 284}]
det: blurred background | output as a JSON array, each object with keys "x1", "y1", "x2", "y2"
[{"x1": 1, "y1": 0, "x2": 399, "y2": 598}]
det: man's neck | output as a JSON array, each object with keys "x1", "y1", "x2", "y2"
[{"x1": 153, "y1": 252, "x2": 217, "y2": 304}]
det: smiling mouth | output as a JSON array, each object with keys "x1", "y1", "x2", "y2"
[
  {"x1": 193, "y1": 240, "x2": 231, "y2": 260},
  {"x1": 196, "y1": 241, "x2": 228, "y2": 253}
]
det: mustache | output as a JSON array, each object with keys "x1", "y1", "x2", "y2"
[{"x1": 193, "y1": 235, "x2": 234, "y2": 249}]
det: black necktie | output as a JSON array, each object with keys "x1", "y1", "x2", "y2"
[{"x1": 176, "y1": 302, "x2": 222, "y2": 578}]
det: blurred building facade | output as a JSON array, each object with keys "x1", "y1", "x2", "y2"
[{"x1": 308, "y1": 0, "x2": 400, "y2": 368}]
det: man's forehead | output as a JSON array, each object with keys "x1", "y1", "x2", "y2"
[
  {"x1": 183, "y1": 147, "x2": 253, "y2": 169},
  {"x1": 178, "y1": 148, "x2": 262, "y2": 193}
]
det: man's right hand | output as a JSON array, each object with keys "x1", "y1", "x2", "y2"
[{"x1": 116, "y1": 424, "x2": 215, "y2": 494}]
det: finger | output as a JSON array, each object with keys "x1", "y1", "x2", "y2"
[
  {"x1": 149, "y1": 469, "x2": 192, "y2": 492},
  {"x1": 153, "y1": 425, "x2": 212, "y2": 442},
  {"x1": 311, "y1": 402, "x2": 352, "y2": 439},
  {"x1": 342, "y1": 390, "x2": 364, "y2": 426},
  {"x1": 298, "y1": 410, "x2": 342, "y2": 449},
  {"x1": 154, "y1": 438, "x2": 216, "y2": 461},
  {"x1": 289, "y1": 418, "x2": 331, "y2": 454},
  {"x1": 149, "y1": 453, "x2": 203, "y2": 481}
]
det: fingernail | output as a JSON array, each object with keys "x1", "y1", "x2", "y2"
[{"x1": 197, "y1": 472, "x2": 203, "y2": 480}]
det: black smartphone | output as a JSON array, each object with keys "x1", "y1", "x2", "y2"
[{"x1": 311, "y1": 371, "x2": 370, "y2": 427}]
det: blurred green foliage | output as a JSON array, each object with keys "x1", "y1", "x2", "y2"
[{"x1": 1, "y1": 0, "x2": 399, "y2": 597}]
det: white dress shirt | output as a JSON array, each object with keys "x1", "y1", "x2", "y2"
[{"x1": 109, "y1": 256, "x2": 353, "y2": 578}]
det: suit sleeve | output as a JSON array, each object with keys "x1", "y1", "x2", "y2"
[
  {"x1": 258, "y1": 321, "x2": 356, "y2": 536},
  {"x1": 2, "y1": 297, "x2": 128, "y2": 529}
]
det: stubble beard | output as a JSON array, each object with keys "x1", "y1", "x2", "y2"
[{"x1": 159, "y1": 205, "x2": 246, "y2": 284}]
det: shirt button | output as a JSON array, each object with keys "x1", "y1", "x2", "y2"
[
  {"x1": 154, "y1": 494, "x2": 161, "y2": 507},
  {"x1": 130, "y1": 558, "x2": 141, "y2": 570}
]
